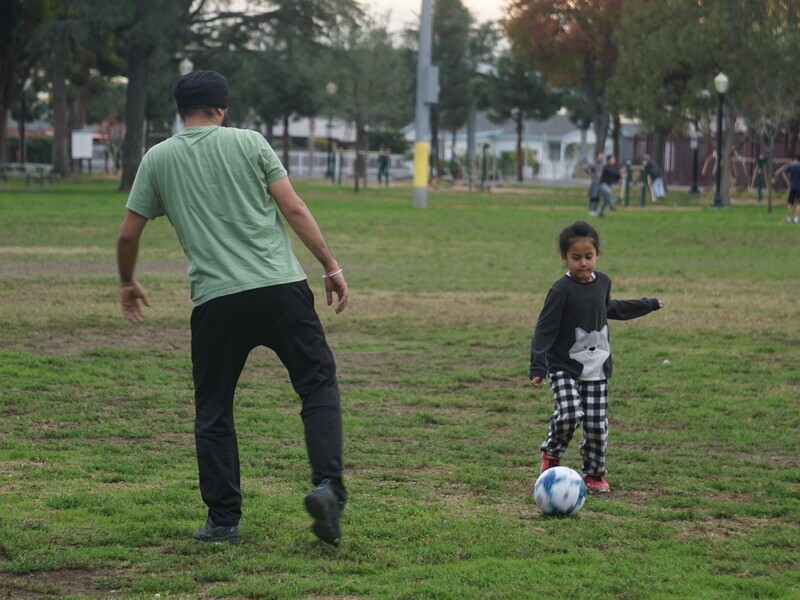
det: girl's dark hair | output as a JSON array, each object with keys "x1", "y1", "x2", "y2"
[{"x1": 558, "y1": 220, "x2": 600, "y2": 255}]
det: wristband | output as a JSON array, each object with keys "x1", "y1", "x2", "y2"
[{"x1": 323, "y1": 268, "x2": 343, "y2": 279}]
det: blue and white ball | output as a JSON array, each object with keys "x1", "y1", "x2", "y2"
[{"x1": 533, "y1": 466, "x2": 587, "y2": 517}]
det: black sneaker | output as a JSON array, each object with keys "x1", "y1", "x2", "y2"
[
  {"x1": 193, "y1": 518, "x2": 240, "y2": 544},
  {"x1": 304, "y1": 480, "x2": 344, "y2": 546}
]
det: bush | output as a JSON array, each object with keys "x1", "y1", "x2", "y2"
[
  {"x1": 3, "y1": 137, "x2": 52, "y2": 164},
  {"x1": 27, "y1": 137, "x2": 52, "y2": 164}
]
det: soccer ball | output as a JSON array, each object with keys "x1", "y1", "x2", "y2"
[{"x1": 533, "y1": 466, "x2": 587, "y2": 517}]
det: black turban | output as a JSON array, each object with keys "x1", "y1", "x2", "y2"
[{"x1": 173, "y1": 70, "x2": 229, "y2": 110}]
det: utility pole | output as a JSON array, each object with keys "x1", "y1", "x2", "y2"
[{"x1": 413, "y1": 0, "x2": 437, "y2": 208}]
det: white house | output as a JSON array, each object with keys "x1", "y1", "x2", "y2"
[{"x1": 439, "y1": 110, "x2": 609, "y2": 181}]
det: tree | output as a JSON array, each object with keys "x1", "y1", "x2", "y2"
[
  {"x1": 431, "y1": 0, "x2": 474, "y2": 176},
  {"x1": 198, "y1": 0, "x2": 361, "y2": 172},
  {"x1": 612, "y1": 0, "x2": 699, "y2": 170},
  {"x1": 734, "y1": 2, "x2": 800, "y2": 212},
  {"x1": 505, "y1": 0, "x2": 623, "y2": 155},
  {"x1": 107, "y1": 0, "x2": 203, "y2": 192},
  {"x1": 0, "y1": 0, "x2": 47, "y2": 163},
  {"x1": 482, "y1": 51, "x2": 560, "y2": 181},
  {"x1": 327, "y1": 16, "x2": 413, "y2": 191},
  {"x1": 613, "y1": 0, "x2": 800, "y2": 205},
  {"x1": 31, "y1": 0, "x2": 97, "y2": 176}
]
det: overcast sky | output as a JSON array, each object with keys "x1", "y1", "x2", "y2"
[{"x1": 366, "y1": 0, "x2": 504, "y2": 30}]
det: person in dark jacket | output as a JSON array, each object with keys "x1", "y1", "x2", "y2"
[
  {"x1": 642, "y1": 154, "x2": 666, "y2": 202},
  {"x1": 598, "y1": 155, "x2": 622, "y2": 217},
  {"x1": 529, "y1": 221, "x2": 664, "y2": 493},
  {"x1": 584, "y1": 152, "x2": 604, "y2": 216}
]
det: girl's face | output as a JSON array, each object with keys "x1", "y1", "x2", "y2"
[{"x1": 563, "y1": 237, "x2": 598, "y2": 283}]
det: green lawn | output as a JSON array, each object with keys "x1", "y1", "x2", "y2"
[{"x1": 1, "y1": 178, "x2": 798, "y2": 599}]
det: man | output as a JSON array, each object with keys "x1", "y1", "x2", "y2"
[
  {"x1": 117, "y1": 70, "x2": 348, "y2": 546},
  {"x1": 583, "y1": 152, "x2": 604, "y2": 216},
  {"x1": 598, "y1": 154, "x2": 622, "y2": 218},
  {"x1": 775, "y1": 155, "x2": 800, "y2": 224},
  {"x1": 642, "y1": 154, "x2": 666, "y2": 202},
  {"x1": 377, "y1": 143, "x2": 390, "y2": 186}
]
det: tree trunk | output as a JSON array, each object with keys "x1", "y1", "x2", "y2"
[
  {"x1": 362, "y1": 127, "x2": 368, "y2": 190},
  {"x1": 449, "y1": 129, "x2": 461, "y2": 180},
  {"x1": 51, "y1": 54, "x2": 70, "y2": 176},
  {"x1": 0, "y1": 53, "x2": 21, "y2": 163},
  {"x1": 651, "y1": 128, "x2": 667, "y2": 176},
  {"x1": 307, "y1": 116, "x2": 315, "y2": 178},
  {"x1": 430, "y1": 108, "x2": 441, "y2": 177},
  {"x1": 119, "y1": 35, "x2": 152, "y2": 192},
  {"x1": 70, "y1": 84, "x2": 91, "y2": 131},
  {"x1": 720, "y1": 111, "x2": 735, "y2": 205},
  {"x1": 18, "y1": 97, "x2": 25, "y2": 162},
  {"x1": 612, "y1": 111, "x2": 621, "y2": 160},
  {"x1": 516, "y1": 116, "x2": 523, "y2": 182},
  {"x1": 353, "y1": 122, "x2": 365, "y2": 192},
  {"x1": 592, "y1": 101, "x2": 609, "y2": 156},
  {"x1": 0, "y1": 109, "x2": 8, "y2": 163},
  {"x1": 788, "y1": 119, "x2": 800, "y2": 158},
  {"x1": 282, "y1": 114, "x2": 290, "y2": 175}
]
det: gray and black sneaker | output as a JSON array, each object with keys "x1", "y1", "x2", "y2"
[
  {"x1": 304, "y1": 480, "x2": 344, "y2": 546},
  {"x1": 193, "y1": 518, "x2": 240, "y2": 544}
]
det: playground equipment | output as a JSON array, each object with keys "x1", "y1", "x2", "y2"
[
  {"x1": 623, "y1": 161, "x2": 648, "y2": 207},
  {"x1": 470, "y1": 142, "x2": 495, "y2": 191}
]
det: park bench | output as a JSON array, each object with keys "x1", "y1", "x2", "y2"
[{"x1": 0, "y1": 162, "x2": 60, "y2": 186}]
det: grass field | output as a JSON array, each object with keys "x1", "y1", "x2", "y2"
[{"x1": 0, "y1": 177, "x2": 798, "y2": 599}]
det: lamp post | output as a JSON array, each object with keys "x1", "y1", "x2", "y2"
[
  {"x1": 180, "y1": 57, "x2": 194, "y2": 77},
  {"x1": 712, "y1": 72, "x2": 728, "y2": 208},
  {"x1": 413, "y1": 0, "x2": 436, "y2": 208},
  {"x1": 174, "y1": 57, "x2": 194, "y2": 134},
  {"x1": 689, "y1": 127, "x2": 699, "y2": 194},
  {"x1": 325, "y1": 81, "x2": 337, "y2": 182}
]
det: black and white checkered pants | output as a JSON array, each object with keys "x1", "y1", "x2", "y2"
[{"x1": 540, "y1": 371, "x2": 608, "y2": 476}]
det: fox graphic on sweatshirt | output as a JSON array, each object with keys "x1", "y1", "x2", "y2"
[{"x1": 568, "y1": 326, "x2": 610, "y2": 381}]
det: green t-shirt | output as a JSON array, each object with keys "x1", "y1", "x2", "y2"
[{"x1": 126, "y1": 125, "x2": 306, "y2": 306}]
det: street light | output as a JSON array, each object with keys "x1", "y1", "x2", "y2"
[
  {"x1": 179, "y1": 57, "x2": 194, "y2": 77},
  {"x1": 712, "y1": 72, "x2": 728, "y2": 208},
  {"x1": 173, "y1": 57, "x2": 194, "y2": 135},
  {"x1": 325, "y1": 81, "x2": 337, "y2": 182}
]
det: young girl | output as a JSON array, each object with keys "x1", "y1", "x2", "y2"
[{"x1": 529, "y1": 221, "x2": 664, "y2": 493}]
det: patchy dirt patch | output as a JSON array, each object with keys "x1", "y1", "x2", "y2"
[
  {"x1": 0, "y1": 568, "x2": 123, "y2": 598},
  {"x1": 0, "y1": 326, "x2": 191, "y2": 356},
  {"x1": 0, "y1": 255, "x2": 184, "y2": 277},
  {"x1": 0, "y1": 246, "x2": 112, "y2": 256}
]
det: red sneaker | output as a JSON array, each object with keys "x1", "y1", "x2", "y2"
[
  {"x1": 584, "y1": 473, "x2": 610, "y2": 493},
  {"x1": 540, "y1": 453, "x2": 561, "y2": 474}
]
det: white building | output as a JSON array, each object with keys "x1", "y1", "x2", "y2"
[{"x1": 437, "y1": 111, "x2": 610, "y2": 181}]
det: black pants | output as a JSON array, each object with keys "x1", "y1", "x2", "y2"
[{"x1": 190, "y1": 281, "x2": 345, "y2": 526}]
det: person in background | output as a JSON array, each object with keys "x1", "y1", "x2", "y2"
[
  {"x1": 775, "y1": 155, "x2": 800, "y2": 224},
  {"x1": 377, "y1": 144, "x2": 390, "y2": 186},
  {"x1": 597, "y1": 155, "x2": 622, "y2": 218},
  {"x1": 642, "y1": 154, "x2": 666, "y2": 202},
  {"x1": 584, "y1": 152, "x2": 604, "y2": 216}
]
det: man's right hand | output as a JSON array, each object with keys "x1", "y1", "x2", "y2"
[
  {"x1": 120, "y1": 280, "x2": 149, "y2": 324},
  {"x1": 530, "y1": 376, "x2": 546, "y2": 388}
]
